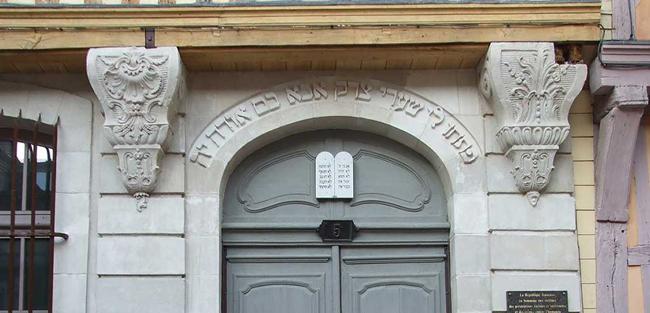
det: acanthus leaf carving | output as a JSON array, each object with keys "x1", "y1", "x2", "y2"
[
  {"x1": 479, "y1": 43, "x2": 587, "y2": 206},
  {"x1": 87, "y1": 47, "x2": 185, "y2": 211}
]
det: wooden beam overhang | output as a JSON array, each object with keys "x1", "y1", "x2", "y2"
[
  {"x1": 590, "y1": 41, "x2": 650, "y2": 96},
  {"x1": 0, "y1": 3, "x2": 601, "y2": 50},
  {"x1": 591, "y1": 40, "x2": 650, "y2": 313}
]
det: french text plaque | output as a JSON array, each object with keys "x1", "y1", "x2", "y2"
[{"x1": 506, "y1": 291, "x2": 568, "y2": 313}]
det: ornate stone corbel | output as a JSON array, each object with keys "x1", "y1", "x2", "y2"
[
  {"x1": 479, "y1": 42, "x2": 587, "y2": 206},
  {"x1": 87, "y1": 47, "x2": 185, "y2": 211}
]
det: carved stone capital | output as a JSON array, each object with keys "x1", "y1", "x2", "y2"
[
  {"x1": 479, "y1": 42, "x2": 587, "y2": 206},
  {"x1": 87, "y1": 47, "x2": 185, "y2": 210}
]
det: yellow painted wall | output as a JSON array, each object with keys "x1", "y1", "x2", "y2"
[
  {"x1": 626, "y1": 116, "x2": 650, "y2": 313},
  {"x1": 601, "y1": 0, "x2": 614, "y2": 39},
  {"x1": 636, "y1": 0, "x2": 650, "y2": 39},
  {"x1": 570, "y1": 90, "x2": 596, "y2": 313}
]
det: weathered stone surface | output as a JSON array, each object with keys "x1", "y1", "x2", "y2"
[
  {"x1": 87, "y1": 47, "x2": 186, "y2": 207},
  {"x1": 99, "y1": 114, "x2": 186, "y2": 154},
  {"x1": 490, "y1": 232, "x2": 579, "y2": 270},
  {"x1": 451, "y1": 274, "x2": 491, "y2": 313},
  {"x1": 100, "y1": 153, "x2": 185, "y2": 194},
  {"x1": 56, "y1": 152, "x2": 92, "y2": 193},
  {"x1": 450, "y1": 193, "x2": 488, "y2": 235},
  {"x1": 186, "y1": 235, "x2": 221, "y2": 276},
  {"x1": 1, "y1": 62, "x2": 586, "y2": 313},
  {"x1": 485, "y1": 117, "x2": 573, "y2": 155},
  {"x1": 54, "y1": 192, "x2": 90, "y2": 274},
  {"x1": 451, "y1": 234, "x2": 490, "y2": 274},
  {"x1": 53, "y1": 274, "x2": 87, "y2": 313},
  {"x1": 98, "y1": 195, "x2": 184, "y2": 234},
  {"x1": 479, "y1": 42, "x2": 587, "y2": 206},
  {"x1": 97, "y1": 277, "x2": 185, "y2": 313},
  {"x1": 185, "y1": 193, "x2": 220, "y2": 236},
  {"x1": 97, "y1": 236, "x2": 185, "y2": 275},
  {"x1": 186, "y1": 274, "x2": 220, "y2": 313},
  {"x1": 488, "y1": 193, "x2": 576, "y2": 231},
  {"x1": 486, "y1": 154, "x2": 574, "y2": 194}
]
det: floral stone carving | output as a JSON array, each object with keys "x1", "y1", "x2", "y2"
[
  {"x1": 87, "y1": 47, "x2": 185, "y2": 211},
  {"x1": 479, "y1": 42, "x2": 587, "y2": 206}
]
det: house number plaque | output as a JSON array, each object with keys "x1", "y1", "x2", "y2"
[
  {"x1": 506, "y1": 291, "x2": 568, "y2": 313},
  {"x1": 317, "y1": 220, "x2": 358, "y2": 242}
]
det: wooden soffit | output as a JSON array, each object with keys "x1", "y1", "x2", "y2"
[
  {"x1": 0, "y1": 45, "x2": 489, "y2": 73},
  {"x1": 0, "y1": 3, "x2": 601, "y2": 50}
]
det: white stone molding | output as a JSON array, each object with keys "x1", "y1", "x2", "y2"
[
  {"x1": 479, "y1": 42, "x2": 587, "y2": 206},
  {"x1": 87, "y1": 47, "x2": 185, "y2": 211}
]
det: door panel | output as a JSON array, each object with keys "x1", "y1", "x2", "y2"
[
  {"x1": 223, "y1": 130, "x2": 447, "y2": 229},
  {"x1": 340, "y1": 247, "x2": 447, "y2": 313},
  {"x1": 226, "y1": 247, "x2": 335, "y2": 313}
]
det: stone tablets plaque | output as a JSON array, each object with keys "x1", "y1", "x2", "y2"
[
  {"x1": 506, "y1": 291, "x2": 568, "y2": 313},
  {"x1": 334, "y1": 152, "x2": 354, "y2": 198},
  {"x1": 316, "y1": 152, "x2": 335, "y2": 198}
]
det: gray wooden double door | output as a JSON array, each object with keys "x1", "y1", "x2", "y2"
[{"x1": 223, "y1": 131, "x2": 449, "y2": 313}]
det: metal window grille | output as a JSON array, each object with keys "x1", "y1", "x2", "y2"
[{"x1": 0, "y1": 116, "x2": 65, "y2": 313}]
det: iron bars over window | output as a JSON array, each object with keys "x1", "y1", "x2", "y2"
[{"x1": 0, "y1": 116, "x2": 63, "y2": 313}]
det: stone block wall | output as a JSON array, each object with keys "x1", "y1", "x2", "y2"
[
  {"x1": 485, "y1": 116, "x2": 582, "y2": 313},
  {"x1": 0, "y1": 65, "x2": 591, "y2": 313}
]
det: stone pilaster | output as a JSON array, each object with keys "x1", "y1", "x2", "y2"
[
  {"x1": 87, "y1": 47, "x2": 186, "y2": 210},
  {"x1": 479, "y1": 42, "x2": 587, "y2": 206}
]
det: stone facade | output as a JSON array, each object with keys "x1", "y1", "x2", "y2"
[{"x1": 0, "y1": 42, "x2": 591, "y2": 313}]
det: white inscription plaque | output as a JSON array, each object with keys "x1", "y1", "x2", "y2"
[
  {"x1": 334, "y1": 152, "x2": 354, "y2": 198},
  {"x1": 315, "y1": 152, "x2": 335, "y2": 198}
]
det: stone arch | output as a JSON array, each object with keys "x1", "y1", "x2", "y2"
[
  {"x1": 187, "y1": 77, "x2": 485, "y2": 199},
  {"x1": 184, "y1": 77, "x2": 490, "y2": 313}
]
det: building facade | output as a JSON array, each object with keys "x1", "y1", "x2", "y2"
[{"x1": 0, "y1": 0, "x2": 647, "y2": 313}]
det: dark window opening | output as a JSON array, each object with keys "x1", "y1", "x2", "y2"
[{"x1": 0, "y1": 116, "x2": 57, "y2": 313}]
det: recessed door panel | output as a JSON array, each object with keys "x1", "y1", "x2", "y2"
[
  {"x1": 340, "y1": 247, "x2": 447, "y2": 313},
  {"x1": 226, "y1": 247, "x2": 335, "y2": 313},
  {"x1": 223, "y1": 130, "x2": 447, "y2": 229}
]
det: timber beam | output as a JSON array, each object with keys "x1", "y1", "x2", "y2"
[
  {"x1": 0, "y1": 3, "x2": 601, "y2": 50},
  {"x1": 591, "y1": 40, "x2": 650, "y2": 312}
]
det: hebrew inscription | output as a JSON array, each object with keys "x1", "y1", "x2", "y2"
[
  {"x1": 315, "y1": 151, "x2": 354, "y2": 199},
  {"x1": 334, "y1": 152, "x2": 354, "y2": 199},
  {"x1": 190, "y1": 78, "x2": 481, "y2": 167},
  {"x1": 315, "y1": 152, "x2": 335, "y2": 198}
]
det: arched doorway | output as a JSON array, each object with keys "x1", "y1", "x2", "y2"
[{"x1": 222, "y1": 130, "x2": 449, "y2": 313}]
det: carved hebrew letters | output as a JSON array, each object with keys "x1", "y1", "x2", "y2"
[
  {"x1": 479, "y1": 43, "x2": 587, "y2": 206},
  {"x1": 334, "y1": 152, "x2": 354, "y2": 199},
  {"x1": 316, "y1": 152, "x2": 335, "y2": 198},
  {"x1": 190, "y1": 78, "x2": 481, "y2": 168},
  {"x1": 315, "y1": 151, "x2": 354, "y2": 199},
  {"x1": 87, "y1": 47, "x2": 185, "y2": 210}
]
